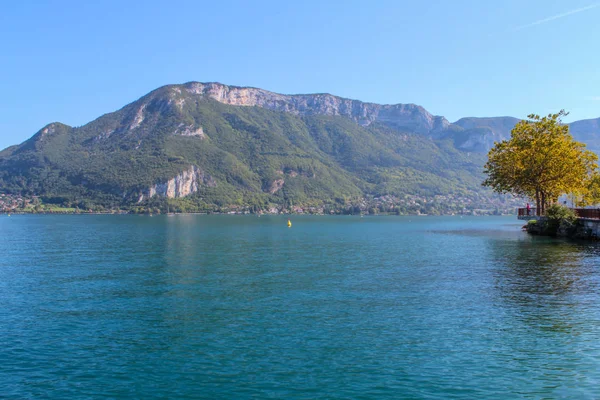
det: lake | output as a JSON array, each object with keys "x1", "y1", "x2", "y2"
[{"x1": 1, "y1": 215, "x2": 600, "y2": 398}]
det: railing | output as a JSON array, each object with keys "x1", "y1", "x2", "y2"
[
  {"x1": 574, "y1": 208, "x2": 600, "y2": 220},
  {"x1": 517, "y1": 207, "x2": 600, "y2": 220},
  {"x1": 518, "y1": 208, "x2": 537, "y2": 217}
]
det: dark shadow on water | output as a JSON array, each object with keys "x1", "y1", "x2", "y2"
[{"x1": 489, "y1": 234, "x2": 600, "y2": 332}]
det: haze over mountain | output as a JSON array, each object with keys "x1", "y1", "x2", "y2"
[{"x1": 1, "y1": 82, "x2": 598, "y2": 212}]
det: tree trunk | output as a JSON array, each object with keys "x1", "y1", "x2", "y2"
[
  {"x1": 536, "y1": 190, "x2": 541, "y2": 216},
  {"x1": 541, "y1": 192, "x2": 546, "y2": 215}
]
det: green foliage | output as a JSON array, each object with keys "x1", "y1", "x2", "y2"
[
  {"x1": 545, "y1": 204, "x2": 578, "y2": 235},
  {"x1": 0, "y1": 85, "x2": 500, "y2": 211},
  {"x1": 546, "y1": 204, "x2": 577, "y2": 224},
  {"x1": 483, "y1": 110, "x2": 598, "y2": 215},
  {"x1": 583, "y1": 173, "x2": 600, "y2": 206}
]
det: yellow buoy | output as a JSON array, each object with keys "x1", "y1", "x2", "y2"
[{"x1": 287, "y1": 219, "x2": 292, "y2": 228}]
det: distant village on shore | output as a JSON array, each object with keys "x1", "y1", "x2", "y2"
[{"x1": 1, "y1": 192, "x2": 522, "y2": 216}]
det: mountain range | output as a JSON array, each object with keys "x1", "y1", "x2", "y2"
[{"x1": 1, "y1": 82, "x2": 599, "y2": 212}]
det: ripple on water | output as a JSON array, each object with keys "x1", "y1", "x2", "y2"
[{"x1": 1, "y1": 215, "x2": 599, "y2": 398}]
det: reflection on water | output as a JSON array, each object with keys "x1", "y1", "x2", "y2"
[
  {"x1": 487, "y1": 234, "x2": 600, "y2": 391},
  {"x1": 492, "y1": 236, "x2": 600, "y2": 304},
  {"x1": 2, "y1": 215, "x2": 600, "y2": 398}
]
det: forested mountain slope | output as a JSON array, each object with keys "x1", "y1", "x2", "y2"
[{"x1": 0, "y1": 82, "x2": 595, "y2": 212}]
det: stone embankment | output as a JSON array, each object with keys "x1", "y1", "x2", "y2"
[{"x1": 526, "y1": 217, "x2": 600, "y2": 240}]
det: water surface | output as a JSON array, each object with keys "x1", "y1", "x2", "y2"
[{"x1": 1, "y1": 215, "x2": 600, "y2": 398}]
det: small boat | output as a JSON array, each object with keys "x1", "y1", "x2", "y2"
[{"x1": 287, "y1": 219, "x2": 292, "y2": 228}]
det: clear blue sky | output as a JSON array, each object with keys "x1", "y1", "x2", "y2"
[{"x1": 1, "y1": 0, "x2": 599, "y2": 150}]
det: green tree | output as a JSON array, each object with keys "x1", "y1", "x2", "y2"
[
  {"x1": 583, "y1": 173, "x2": 600, "y2": 205},
  {"x1": 545, "y1": 204, "x2": 578, "y2": 235},
  {"x1": 483, "y1": 111, "x2": 598, "y2": 215}
]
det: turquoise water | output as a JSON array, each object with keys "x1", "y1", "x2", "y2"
[{"x1": 2, "y1": 215, "x2": 600, "y2": 398}]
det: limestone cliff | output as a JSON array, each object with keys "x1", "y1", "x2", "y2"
[
  {"x1": 138, "y1": 165, "x2": 216, "y2": 202},
  {"x1": 183, "y1": 82, "x2": 450, "y2": 135}
]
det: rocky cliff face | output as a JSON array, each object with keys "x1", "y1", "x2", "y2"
[
  {"x1": 138, "y1": 165, "x2": 216, "y2": 202},
  {"x1": 183, "y1": 82, "x2": 450, "y2": 135},
  {"x1": 123, "y1": 82, "x2": 598, "y2": 154},
  {"x1": 30, "y1": 122, "x2": 72, "y2": 142}
]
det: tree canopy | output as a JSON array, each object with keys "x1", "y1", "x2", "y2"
[{"x1": 483, "y1": 110, "x2": 598, "y2": 215}]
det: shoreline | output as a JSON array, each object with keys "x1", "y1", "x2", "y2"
[{"x1": 1, "y1": 211, "x2": 517, "y2": 217}]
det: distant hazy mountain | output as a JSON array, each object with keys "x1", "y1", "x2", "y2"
[
  {"x1": 447, "y1": 115, "x2": 600, "y2": 153},
  {"x1": 569, "y1": 117, "x2": 600, "y2": 153},
  {"x1": 0, "y1": 82, "x2": 597, "y2": 210},
  {"x1": 450, "y1": 117, "x2": 521, "y2": 152}
]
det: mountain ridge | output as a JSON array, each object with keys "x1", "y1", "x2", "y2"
[
  {"x1": 1, "y1": 81, "x2": 598, "y2": 213},
  {"x1": 9, "y1": 82, "x2": 597, "y2": 154}
]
